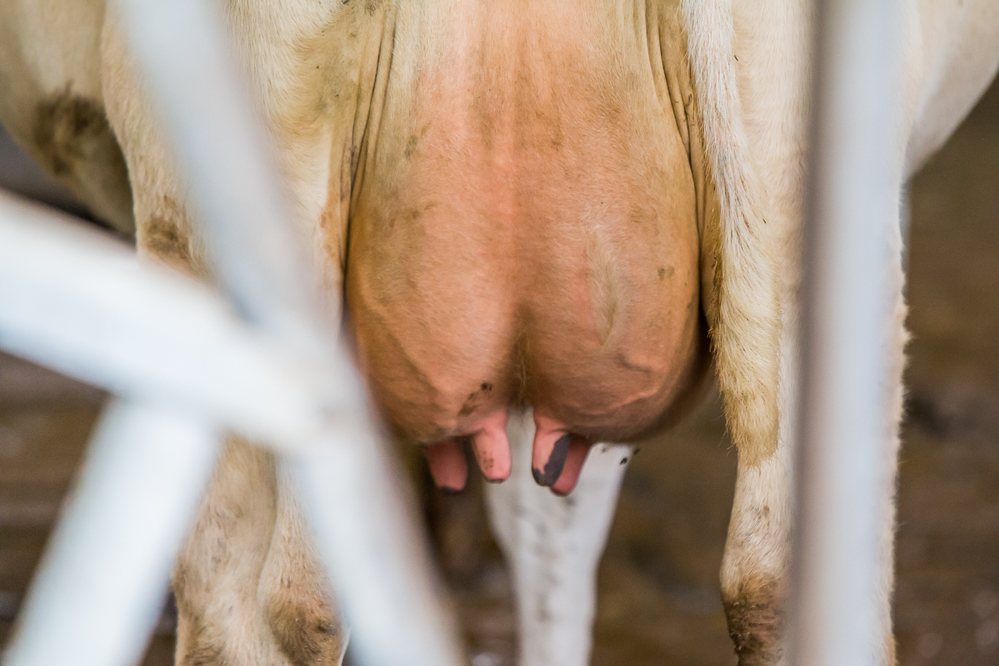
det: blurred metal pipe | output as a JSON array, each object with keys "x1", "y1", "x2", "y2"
[
  {"x1": 112, "y1": 0, "x2": 319, "y2": 343},
  {"x1": 288, "y1": 442, "x2": 465, "y2": 666},
  {"x1": 792, "y1": 2, "x2": 904, "y2": 666},
  {"x1": 0, "y1": 185, "x2": 461, "y2": 665},
  {"x1": 0, "y1": 190, "x2": 331, "y2": 446},
  {"x1": 3, "y1": 400, "x2": 218, "y2": 666},
  {"x1": 109, "y1": 2, "x2": 464, "y2": 665}
]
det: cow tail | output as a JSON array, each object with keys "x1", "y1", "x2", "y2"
[{"x1": 680, "y1": 0, "x2": 781, "y2": 464}]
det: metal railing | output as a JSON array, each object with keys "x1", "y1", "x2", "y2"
[
  {"x1": 793, "y1": 2, "x2": 904, "y2": 666},
  {"x1": 1, "y1": 1, "x2": 463, "y2": 665}
]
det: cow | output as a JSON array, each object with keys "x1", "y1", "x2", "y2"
[{"x1": 2, "y1": 0, "x2": 998, "y2": 664}]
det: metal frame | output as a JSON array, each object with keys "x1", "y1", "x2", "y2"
[
  {"x1": 793, "y1": 2, "x2": 904, "y2": 666},
  {"x1": 2, "y1": 1, "x2": 462, "y2": 665},
  {"x1": 0, "y1": 0, "x2": 905, "y2": 665}
]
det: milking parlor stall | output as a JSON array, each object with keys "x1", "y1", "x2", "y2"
[{"x1": 2, "y1": 1, "x2": 999, "y2": 665}]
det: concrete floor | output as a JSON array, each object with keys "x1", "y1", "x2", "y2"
[{"x1": 1, "y1": 79, "x2": 998, "y2": 665}]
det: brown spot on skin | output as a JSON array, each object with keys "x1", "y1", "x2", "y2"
[
  {"x1": 32, "y1": 92, "x2": 110, "y2": 176},
  {"x1": 722, "y1": 577, "x2": 784, "y2": 665},
  {"x1": 174, "y1": 605, "x2": 230, "y2": 666},
  {"x1": 137, "y1": 197, "x2": 212, "y2": 277},
  {"x1": 27, "y1": 89, "x2": 133, "y2": 234},
  {"x1": 266, "y1": 590, "x2": 344, "y2": 666},
  {"x1": 180, "y1": 647, "x2": 227, "y2": 666},
  {"x1": 144, "y1": 217, "x2": 193, "y2": 270},
  {"x1": 183, "y1": 644, "x2": 227, "y2": 666},
  {"x1": 404, "y1": 135, "x2": 418, "y2": 159},
  {"x1": 458, "y1": 382, "x2": 493, "y2": 417},
  {"x1": 340, "y1": 148, "x2": 354, "y2": 202}
]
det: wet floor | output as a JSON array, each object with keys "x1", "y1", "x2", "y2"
[{"x1": 1, "y1": 82, "x2": 998, "y2": 665}]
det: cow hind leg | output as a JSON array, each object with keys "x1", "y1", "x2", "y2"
[
  {"x1": 720, "y1": 240, "x2": 906, "y2": 666},
  {"x1": 173, "y1": 439, "x2": 347, "y2": 666},
  {"x1": 173, "y1": 439, "x2": 285, "y2": 665},
  {"x1": 258, "y1": 461, "x2": 348, "y2": 666},
  {"x1": 484, "y1": 410, "x2": 633, "y2": 666},
  {"x1": 720, "y1": 396, "x2": 901, "y2": 665}
]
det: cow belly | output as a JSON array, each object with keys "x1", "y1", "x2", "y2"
[{"x1": 344, "y1": 0, "x2": 704, "y2": 444}]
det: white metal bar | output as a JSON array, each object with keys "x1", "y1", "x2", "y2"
[
  {"x1": 3, "y1": 399, "x2": 219, "y2": 666},
  {"x1": 108, "y1": 2, "x2": 465, "y2": 664},
  {"x1": 0, "y1": 167, "x2": 463, "y2": 666},
  {"x1": 0, "y1": 190, "x2": 334, "y2": 448},
  {"x1": 288, "y1": 442, "x2": 465, "y2": 666},
  {"x1": 0, "y1": 186, "x2": 463, "y2": 664},
  {"x1": 792, "y1": 2, "x2": 903, "y2": 666},
  {"x1": 111, "y1": 0, "x2": 327, "y2": 347}
]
